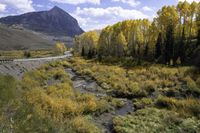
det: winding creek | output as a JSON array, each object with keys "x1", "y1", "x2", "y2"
[{"x1": 65, "y1": 68, "x2": 134, "y2": 133}]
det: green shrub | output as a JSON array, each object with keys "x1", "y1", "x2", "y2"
[
  {"x1": 133, "y1": 98, "x2": 154, "y2": 109},
  {"x1": 111, "y1": 98, "x2": 125, "y2": 108},
  {"x1": 13, "y1": 104, "x2": 57, "y2": 133},
  {"x1": 184, "y1": 76, "x2": 200, "y2": 95},
  {"x1": 127, "y1": 82, "x2": 147, "y2": 97},
  {"x1": 156, "y1": 96, "x2": 177, "y2": 109},
  {"x1": 95, "y1": 99, "x2": 111, "y2": 115},
  {"x1": 113, "y1": 108, "x2": 200, "y2": 133},
  {"x1": 0, "y1": 75, "x2": 16, "y2": 106},
  {"x1": 69, "y1": 116, "x2": 102, "y2": 133},
  {"x1": 196, "y1": 77, "x2": 200, "y2": 87},
  {"x1": 141, "y1": 81, "x2": 156, "y2": 94},
  {"x1": 156, "y1": 97, "x2": 200, "y2": 118}
]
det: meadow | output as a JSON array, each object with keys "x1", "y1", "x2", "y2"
[
  {"x1": 0, "y1": 55, "x2": 200, "y2": 132},
  {"x1": 65, "y1": 57, "x2": 200, "y2": 133},
  {"x1": 0, "y1": 60, "x2": 127, "y2": 132},
  {"x1": 0, "y1": 50, "x2": 55, "y2": 59}
]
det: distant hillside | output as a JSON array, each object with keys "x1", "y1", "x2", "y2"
[
  {"x1": 0, "y1": 25, "x2": 54, "y2": 50},
  {"x1": 0, "y1": 6, "x2": 84, "y2": 37}
]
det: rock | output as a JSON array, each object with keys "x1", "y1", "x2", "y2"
[{"x1": 0, "y1": 6, "x2": 84, "y2": 37}]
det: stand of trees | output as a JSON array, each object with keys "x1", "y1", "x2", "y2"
[
  {"x1": 74, "y1": 1, "x2": 200, "y2": 66},
  {"x1": 74, "y1": 31, "x2": 99, "y2": 58},
  {"x1": 55, "y1": 42, "x2": 66, "y2": 55}
]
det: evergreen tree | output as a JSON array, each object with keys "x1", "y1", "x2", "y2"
[
  {"x1": 155, "y1": 33, "x2": 162, "y2": 59},
  {"x1": 98, "y1": 53, "x2": 102, "y2": 62},
  {"x1": 81, "y1": 47, "x2": 85, "y2": 57},
  {"x1": 144, "y1": 44, "x2": 149, "y2": 57},
  {"x1": 198, "y1": 29, "x2": 200, "y2": 47},
  {"x1": 24, "y1": 51, "x2": 31, "y2": 58},
  {"x1": 197, "y1": 11, "x2": 200, "y2": 47},
  {"x1": 87, "y1": 48, "x2": 93, "y2": 59},
  {"x1": 165, "y1": 24, "x2": 175, "y2": 65},
  {"x1": 179, "y1": 27, "x2": 186, "y2": 64}
]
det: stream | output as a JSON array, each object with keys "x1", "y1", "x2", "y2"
[{"x1": 65, "y1": 68, "x2": 134, "y2": 133}]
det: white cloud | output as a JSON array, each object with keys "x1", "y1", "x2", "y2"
[
  {"x1": 0, "y1": 0, "x2": 35, "y2": 13},
  {"x1": 178, "y1": 0, "x2": 200, "y2": 3},
  {"x1": 75, "y1": 7, "x2": 148, "y2": 19},
  {"x1": 142, "y1": 6, "x2": 153, "y2": 11},
  {"x1": 0, "y1": 4, "x2": 6, "y2": 12},
  {"x1": 72, "y1": 6, "x2": 149, "y2": 31},
  {"x1": 50, "y1": 0, "x2": 100, "y2": 5},
  {"x1": 33, "y1": 4, "x2": 44, "y2": 8},
  {"x1": 112, "y1": 0, "x2": 140, "y2": 7}
]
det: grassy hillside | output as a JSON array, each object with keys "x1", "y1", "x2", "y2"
[{"x1": 0, "y1": 25, "x2": 54, "y2": 50}]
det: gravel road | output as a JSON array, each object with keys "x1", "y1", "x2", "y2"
[{"x1": 0, "y1": 51, "x2": 72, "y2": 79}]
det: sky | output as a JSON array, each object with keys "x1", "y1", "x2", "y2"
[{"x1": 0, "y1": 0, "x2": 199, "y2": 31}]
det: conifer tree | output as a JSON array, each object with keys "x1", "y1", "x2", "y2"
[
  {"x1": 155, "y1": 33, "x2": 162, "y2": 59},
  {"x1": 179, "y1": 27, "x2": 186, "y2": 64},
  {"x1": 81, "y1": 47, "x2": 85, "y2": 57},
  {"x1": 165, "y1": 24, "x2": 175, "y2": 65}
]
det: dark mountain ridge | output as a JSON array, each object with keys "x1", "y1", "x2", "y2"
[{"x1": 0, "y1": 6, "x2": 84, "y2": 37}]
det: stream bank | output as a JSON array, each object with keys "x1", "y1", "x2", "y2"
[{"x1": 65, "y1": 68, "x2": 134, "y2": 133}]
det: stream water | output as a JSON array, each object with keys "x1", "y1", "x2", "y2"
[{"x1": 65, "y1": 68, "x2": 134, "y2": 133}]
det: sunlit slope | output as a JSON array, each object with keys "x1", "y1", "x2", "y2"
[{"x1": 0, "y1": 25, "x2": 53, "y2": 50}]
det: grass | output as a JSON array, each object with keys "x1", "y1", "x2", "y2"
[
  {"x1": 0, "y1": 75, "x2": 17, "y2": 106},
  {"x1": 67, "y1": 57, "x2": 200, "y2": 99},
  {"x1": 1, "y1": 56, "x2": 200, "y2": 132},
  {"x1": 156, "y1": 97, "x2": 200, "y2": 118},
  {"x1": 69, "y1": 116, "x2": 102, "y2": 133},
  {"x1": 133, "y1": 98, "x2": 154, "y2": 109},
  {"x1": 0, "y1": 60, "x2": 111, "y2": 132},
  {"x1": 0, "y1": 50, "x2": 55, "y2": 59},
  {"x1": 64, "y1": 57, "x2": 200, "y2": 132},
  {"x1": 113, "y1": 108, "x2": 200, "y2": 133}
]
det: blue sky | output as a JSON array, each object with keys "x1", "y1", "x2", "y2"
[{"x1": 0, "y1": 0, "x2": 199, "y2": 31}]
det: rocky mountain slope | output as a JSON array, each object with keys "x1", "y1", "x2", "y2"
[{"x1": 0, "y1": 6, "x2": 84, "y2": 37}]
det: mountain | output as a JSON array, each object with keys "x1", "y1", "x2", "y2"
[
  {"x1": 0, "y1": 24, "x2": 53, "y2": 50},
  {"x1": 0, "y1": 6, "x2": 84, "y2": 37}
]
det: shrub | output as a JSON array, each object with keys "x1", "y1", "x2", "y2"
[
  {"x1": 78, "y1": 94, "x2": 98, "y2": 113},
  {"x1": 156, "y1": 97, "x2": 200, "y2": 118},
  {"x1": 22, "y1": 69, "x2": 48, "y2": 88},
  {"x1": 180, "y1": 118, "x2": 200, "y2": 133},
  {"x1": 141, "y1": 81, "x2": 156, "y2": 94},
  {"x1": 111, "y1": 98, "x2": 125, "y2": 108},
  {"x1": 156, "y1": 96, "x2": 177, "y2": 109},
  {"x1": 69, "y1": 116, "x2": 102, "y2": 133},
  {"x1": 184, "y1": 76, "x2": 200, "y2": 95},
  {"x1": 0, "y1": 75, "x2": 16, "y2": 106},
  {"x1": 127, "y1": 82, "x2": 147, "y2": 97},
  {"x1": 13, "y1": 104, "x2": 57, "y2": 133},
  {"x1": 113, "y1": 108, "x2": 200, "y2": 133},
  {"x1": 51, "y1": 68, "x2": 67, "y2": 80},
  {"x1": 96, "y1": 99, "x2": 111, "y2": 115},
  {"x1": 196, "y1": 77, "x2": 200, "y2": 87},
  {"x1": 24, "y1": 51, "x2": 31, "y2": 58},
  {"x1": 133, "y1": 98, "x2": 153, "y2": 109}
]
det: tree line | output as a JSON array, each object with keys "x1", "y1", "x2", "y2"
[{"x1": 74, "y1": 1, "x2": 200, "y2": 66}]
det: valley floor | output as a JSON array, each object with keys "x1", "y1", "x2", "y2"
[{"x1": 0, "y1": 56, "x2": 200, "y2": 133}]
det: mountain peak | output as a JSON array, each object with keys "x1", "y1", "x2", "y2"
[
  {"x1": 50, "y1": 6, "x2": 63, "y2": 12},
  {"x1": 0, "y1": 6, "x2": 84, "y2": 37}
]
